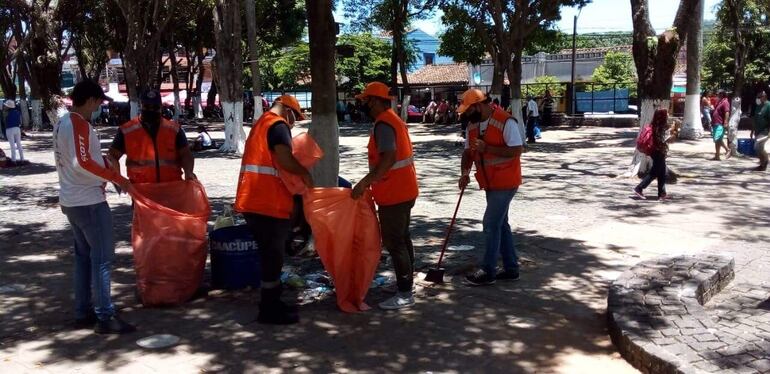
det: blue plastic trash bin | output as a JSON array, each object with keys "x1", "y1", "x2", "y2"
[
  {"x1": 738, "y1": 138, "x2": 756, "y2": 156},
  {"x1": 209, "y1": 225, "x2": 261, "y2": 290}
]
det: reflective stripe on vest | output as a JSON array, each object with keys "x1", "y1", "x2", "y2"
[
  {"x1": 241, "y1": 164, "x2": 279, "y2": 176},
  {"x1": 121, "y1": 123, "x2": 142, "y2": 134},
  {"x1": 484, "y1": 157, "x2": 515, "y2": 166},
  {"x1": 391, "y1": 156, "x2": 414, "y2": 170},
  {"x1": 126, "y1": 159, "x2": 179, "y2": 167}
]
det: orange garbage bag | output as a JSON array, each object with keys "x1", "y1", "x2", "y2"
[
  {"x1": 278, "y1": 132, "x2": 324, "y2": 195},
  {"x1": 131, "y1": 180, "x2": 211, "y2": 306},
  {"x1": 303, "y1": 188, "x2": 381, "y2": 313}
]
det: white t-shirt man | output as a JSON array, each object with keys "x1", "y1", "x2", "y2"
[
  {"x1": 53, "y1": 113, "x2": 127, "y2": 207},
  {"x1": 464, "y1": 117, "x2": 524, "y2": 149},
  {"x1": 527, "y1": 99, "x2": 539, "y2": 118}
]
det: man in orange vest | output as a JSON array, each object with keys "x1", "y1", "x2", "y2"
[
  {"x1": 108, "y1": 90, "x2": 195, "y2": 183},
  {"x1": 457, "y1": 88, "x2": 524, "y2": 286},
  {"x1": 352, "y1": 82, "x2": 419, "y2": 310},
  {"x1": 235, "y1": 95, "x2": 312, "y2": 325}
]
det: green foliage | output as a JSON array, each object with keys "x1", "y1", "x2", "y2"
[
  {"x1": 336, "y1": 33, "x2": 392, "y2": 91},
  {"x1": 69, "y1": 0, "x2": 125, "y2": 80},
  {"x1": 438, "y1": 0, "x2": 592, "y2": 65},
  {"x1": 591, "y1": 51, "x2": 637, "y2": 94},
  {"x1": 247, "y1": 0, "x2": 306, "y2": 56},
  {"x1": 524, "y1": 76, "x2": 565, "y2": 98},
  {"x1": 437, "y1": 3, "x2": 487, "y2": 64},
  {"x1": 258, "y1": 42, "x2": 311, "y2": 91},
  {"x1": 702, "y1": 0, "x2": 770, "y2": 91}
]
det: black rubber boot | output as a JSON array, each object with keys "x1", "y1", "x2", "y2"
[{"x1": 257, "y1": 286, "x2": 299, "y2": 325}]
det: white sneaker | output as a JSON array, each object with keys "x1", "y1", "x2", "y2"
[{"x1": 378, "y1": 294, "x2": 415, "y2": 310}]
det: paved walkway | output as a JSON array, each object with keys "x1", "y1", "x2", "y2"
[{"x1": 0, "y1": 121, "x2": 768, "y2": 373}]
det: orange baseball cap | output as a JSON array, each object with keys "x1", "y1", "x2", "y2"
[
  {"x1": 355, "y1": 82, "x2": 394, "y2": 101},
  {"x1": 457, "y1": 88, "x2": 487, "y2": 113},
  {"x1": 276, "y1": 95, "x2": 306, "y2": 120}
]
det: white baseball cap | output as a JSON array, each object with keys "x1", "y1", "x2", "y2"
[{"x1": 3, "y1": 100, "x2": 15, "y2": 109}]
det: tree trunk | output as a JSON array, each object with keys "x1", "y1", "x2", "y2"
[
  {"x1": 31, "y1": 99, "x2": 43, "y2": 131},
  {"x1": 195, "y1": 47, "x2": 205, "y2": 119},
  {"x1": 17, "y1": 74, "x2": 30, "y2": 129},
  {"x1": 508, "y1": 45, "x2": 525, "y2": 127},
  {"x1": 398, "y1": 46, "x2": 410, "y2": 121},
  {"x1": 244, "y1": 0, "x2": 263, "y2": 121},
  {"x1": 727, "y1": 97, "x2": 741, "y2": 155},
  {"x1": 213, "y1": 0, "x2": 245, "y2": 154},
  {"x1": 726, "y1": 0, "x2": 747, "y2": 98},
  {"x1": 680, "y1": 0, "x2": 703, "y2": 140},
  {"x1": 490, "y1": 55, "x2": 506, "y2": 99},
  {"x1": 170, "y1": 47, "x2": 182, "y2": 122},
  {"x1": 307, "y1": 0, "x2": 339, "y2": 187},
  {"x1": 123, "y1": 54, "x2": 141, "y2": 118}
]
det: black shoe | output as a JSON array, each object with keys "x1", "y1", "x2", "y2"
[
  {"x1": 257, "y1": 302, "x2": 299, "y2": 325},
  {"x1": 496, "y1": 269, "x2": 520, "y2": 281},
  {"x1": 74, "y1": 311, "x2": 97, "y2": 329},
  {"x1": 465, "y1": 270, "x2": 496, "y2": 286},
  {"x1": 94, "y1": 315, "x2": 137, "y2": 335}
]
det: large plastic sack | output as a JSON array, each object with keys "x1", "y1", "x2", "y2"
[
  {"x1": 279, "y1": 132, "x2": 323, "y2": 195},
  {"x1": 303, "y1": 188, "x2": 381, "y2": 313},
  {"x1": 131, "y1": 180, "x2": 211, "y2": 306}
]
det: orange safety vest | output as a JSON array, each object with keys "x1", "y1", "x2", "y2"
[
  {"x1": 120, "y1": 117, "x2": 183, "y2": 183},
  {"x1": 367, "y1": 108, "x2": 419, "y2": 206},
  {"x1": 467, "y1": 108, "x2": 522, "y2": 190},
  {"x1": 234, "y1": 111, "x2": 293, "y2": 219}
]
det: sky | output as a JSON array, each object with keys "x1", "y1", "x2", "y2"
[{"x1": 336, "y1": 0, "x2": 723, "y2": 37}]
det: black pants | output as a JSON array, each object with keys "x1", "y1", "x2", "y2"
[
  {"x1": 636, "y1": 152, "x2": 667, "y2": 197},
  {"x1": 244, "y1": 213, "x2": 291, "y2": 283},
  {"x1": 377, "y1": 199, "x2": 416, "y2": 293},
  {"x1": 526, "y1": 117, "x2": 538, "y2": 142}
]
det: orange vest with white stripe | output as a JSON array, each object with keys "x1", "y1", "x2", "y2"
[
  {"x1": 468, "y1": 108, "x2": 522, "y2": 190},
  {"x1": 119, "y1": 117, "x2": 183, "y2": 183},
  {"x1": 234, "y1": 112, "x2": 293, "y2": 219},
  {"x1": 367, "y1": 108, "x2": 419, "y2": 206}
]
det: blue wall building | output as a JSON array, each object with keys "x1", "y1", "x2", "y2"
[{"x1": 405, "y1": 29, "x2": 454, "y2": 72}]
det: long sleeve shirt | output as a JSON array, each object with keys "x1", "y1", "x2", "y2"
[{"x1": 53, "y1": 112, "x2": 127, "y2": 207}]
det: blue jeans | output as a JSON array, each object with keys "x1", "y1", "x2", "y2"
[
  {"x1": 482, "y1": 189, "x2": 519, "y2": 275},
  {"x1": 61, "y1": 202, "x2": 116, "y2": 321}
]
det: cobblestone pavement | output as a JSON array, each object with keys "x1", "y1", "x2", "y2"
[{"x1": 0, "y1": 121, "x2": 768, "y2": 373}]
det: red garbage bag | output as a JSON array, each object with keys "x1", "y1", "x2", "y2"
[
  {"x1": 131, "y1": 180, "x2": 211, "y2": 306},
  {"x1": 303, "y1": 188, "x2": 381, "y2": 313},
  {"x1": 278, "y1": 132, "x2": 324, "y2": 195}
]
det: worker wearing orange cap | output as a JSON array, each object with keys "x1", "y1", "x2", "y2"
[
  {"x1": 235, "y1": 94, "x2": 313, "y2": 325},
  {"x1": 457, "y1": 88, "x2": 525, "y2": 286},
  {"x1": 351, "y1": 82, "x2": 419, "y2": 310}
]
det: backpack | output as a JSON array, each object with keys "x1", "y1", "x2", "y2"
[{"x1": 637, "y1": 125, "x2": 655, "y2": 155}]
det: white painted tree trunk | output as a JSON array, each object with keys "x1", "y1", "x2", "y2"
[
  {"x1": 680, "y1": 94, "x2": 703, "y2": 139},
  {"x1": 173, "y1": 92, "x2": 181, "y2": 122},
  {"x1": 130, "y1": 100, "x2": 140, "y2": 119},
  {"x1": 253, "y1": 94, "x2": 264, "y2": 119},
  {"x1": 627, "y1": 99, "x2": 668, "y2": 177},
  {"x1": 31, "y1": 99, "x2": 43, "y2": 131},
  {"x1": 193, "y1": 96, "x2": 203, "y2": 119},
  {"x1": 400, "y1": 94, "x2": 411, "y2": 121},
  {"x1": 219, "y1": 101, "x2": 245, "y2": 154},
  {"x1": 19, "y1": 98, "x2": 30, "y2": 129},
  {"x1": 308, "y1": 112, "x2": 339, "y2": 185},
  {"x1": 509, "y1": 98, "x2": 526, "y2": 145},
  {"x1": 727, "y1": 97, "x2": 741, "y2": 156}
]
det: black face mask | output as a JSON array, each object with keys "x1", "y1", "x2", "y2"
[
  {"x1": 141, "y1": 110, "x2": 161, "y2": 126},
  {"x1": 465, "y1": 111, "x2": 482, "y2": 123},
  {"x1": 360, "y1": 102, "x2": 372, "y2": 116}
]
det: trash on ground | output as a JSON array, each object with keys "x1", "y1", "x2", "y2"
[
  {"x1": 136, "y1": 334, "x2": 180, "y2": 349},
  {"x1": 447, "y1": 245, "x2": 474, "y2": 251},
  {"x1": 0, "y1": 284, "x2": 25, "y2": 293}
]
